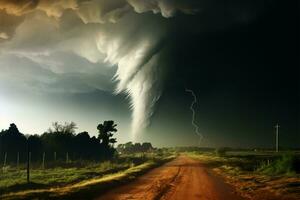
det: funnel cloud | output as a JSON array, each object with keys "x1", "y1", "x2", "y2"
[{"x1": 0, "y1": 0, "x2": 273, "y2": 137}]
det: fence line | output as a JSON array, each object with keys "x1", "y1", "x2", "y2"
[
  {"x1": 17, "y1": 152, "x2": 19, "y2": 169},
  {"x1": 0, "y1": 151, "x2": 91, "y2": 167}
]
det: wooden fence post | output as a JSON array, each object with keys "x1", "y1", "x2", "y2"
[
  {"x1": 17, "y1": 152, "x2": 19, "y2": 169},
  {"x1": 42, "y1": 152, "x2": 45, "y2": 169},
  {"x1": 66, "y1": 152, "x2": 69, "y2": 163},
  {"x1": 27, "y1": 142, "x2": 30, "y2": 183},
  {"x1": 3, "y1": 152, "x2": 7, "y2": 168},
  {"x1": 54, "y1": 152, "x2": 57, "y2": 162}
]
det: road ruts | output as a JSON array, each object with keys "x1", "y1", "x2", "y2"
[{"x1": 95, "y1": 156, "x2": 243, "y2": 200}]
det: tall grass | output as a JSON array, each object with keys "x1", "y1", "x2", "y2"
[
  {"x1": 257, "y1": 153, "x2": 297, "y2": 175},
  {"x1": 0, "y1": 152, "x2": 176, "y2": 199},
  {"x1": 0, "y1": 153, "x2": 175, "y2": 200},
  {"x1": 0, "y1": 161, "x2": 131, "y2": 191}
]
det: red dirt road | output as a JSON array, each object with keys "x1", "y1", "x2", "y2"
[{"x1": 95, "y1": 156, "x2": 244, "y2": 200}]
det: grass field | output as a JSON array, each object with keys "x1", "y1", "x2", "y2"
[
  {"x1": 3, "y1": 149, "x2": 299, "y2": 200},
  {"x1": 186, "y1": 151, "x2": 300, "y2": 200},
  {"x1": 0, "y1": 152, "x2": 176, "y2": 200},
  {"x1": 1, "y1": 161, "x2": 130, "y2": 191}
]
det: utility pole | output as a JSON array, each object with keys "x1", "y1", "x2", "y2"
[{"x1": 275, "y1": 123, "x2": 280, "y2": 152}]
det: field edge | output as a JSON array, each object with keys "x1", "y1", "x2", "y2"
[{"x1": 1, "y1": 155, "x2": 176, "y2": 200}]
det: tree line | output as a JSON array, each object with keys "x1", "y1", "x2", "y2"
[
  {"x1": 117, "y1": 142, "x2": 154, "y2": 154},
  {"x1": 0, "y1": 121, "x2": 118, "y2": 164}
]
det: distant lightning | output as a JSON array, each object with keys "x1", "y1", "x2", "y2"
[{"x1": 185, "y1": 88, "x2": 203, "y2": 145}]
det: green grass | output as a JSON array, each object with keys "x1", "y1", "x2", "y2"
[
  {"x1": 257, "y1": 153, "x2": 297, "y2": 176},
  {"x1": 0, "y1": 153, "x2": 176, "y2": 200},
  {"x1": 185, "y1": 151, "x2": 300, "y2": 175},
  {"x1": 0, "y1": 161, "x2": 130, "y2": 189}
]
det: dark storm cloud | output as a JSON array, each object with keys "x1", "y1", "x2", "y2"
[
  {"x1": 0, "y1": 0, "x2": 38, "y2": 15},
  {"x1": 0, "y1": 53, "x2": 115, "y2": 94},
  {"x1": 155, "y1": 1, "x2": 299, "y2": 147},
  {"x1": 0, "y1": 0, "x2": 270, "y2": 136},
  {"x1": 0, "y1": 10, "x2": 24, "y2": 40}
]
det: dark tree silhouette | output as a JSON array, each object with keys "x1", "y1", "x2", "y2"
[
  {"x1": 97, "y1": 121, "x2": 117, "y2": 148},
  {"x1": 117, "y1": 142, "x2": 154, "y2": 154},
  {"x1": 0, "y1": 121, "x2": 119, "y2": 164},
  {"x1": 0, "y1": 123, "x2": 27, "y2": 163},
  {"x1": 48, "y1": 122, "x2": 77, "y2": 135},
  {"x1": 8, "y1": 123, "x2": 20, "y2": 135},
  {"x1": 141, "y1": 143, "x2": 153, "y2": 151}
]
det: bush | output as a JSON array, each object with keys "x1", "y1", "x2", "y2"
[
  {"x1": 215, "y1": 147, "x2": 228, "y2": 157},
  {"x1": 258, "y1": 153, "x2": 296, "y2": 175}
]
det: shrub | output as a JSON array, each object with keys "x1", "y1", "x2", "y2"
[{"x1": 258, "y1": 153, "x2": 296, "y2": 175}]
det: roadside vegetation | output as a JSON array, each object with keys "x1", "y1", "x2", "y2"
[
  {"x1": 184, "y1": 148, "x2": 300, "y2": 200},
  {"x1": 0, "y1": 121, "x2": 118, "y2": 163},
  {"x1": 257, "y1": 153, "x2": 297, "y2": 176},
  {"x1": 0, "y1": 152, "x2": 175, "y2": 200},
  {"x1": 0, "y1": 121, "x2": 176, "y2": 199}
]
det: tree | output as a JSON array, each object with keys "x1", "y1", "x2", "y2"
[
  {"x1": 28, "y1": 135, "x2": 43, "y2": 161},
  {"x1": 133, "y1": 143, "x2": 142, "y2": 152},
  {"x1": 116, "y1": 142, "x2": 153, "y2": 154},
  {"x1": 8, "y1": 123, "x2": 20, "y2": 135},
  {"x1": 48, "y1": 122, "x2": 77, "y2": 135},
  {"x1": 0, "y1": 121, "x2": 120, "y2": 163},
  {"x1": 97, "y1": 121, "x2": 117, "y2": 148},
  {"x1": 0, "y1": 124, "x2": 27, "y2": 163},
  {"x1": 141, "y1": 142, "x2": 153, "y2": 152}
]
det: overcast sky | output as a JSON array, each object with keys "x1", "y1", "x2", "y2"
[{"x1": 0, "y1": 0, "x2": 299, "y2": 148}]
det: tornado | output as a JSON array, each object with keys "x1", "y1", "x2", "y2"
[{"x1": 0, "y1": 0, "x2": 267, "y2": 138}]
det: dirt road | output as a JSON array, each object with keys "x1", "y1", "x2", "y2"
[{"x1": 95, "y1": 156, "x2": 243, "y2": 200}]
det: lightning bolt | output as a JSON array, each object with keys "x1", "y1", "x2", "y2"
[{"x1": 185, "y1": 88, "x2": 203, "y2": 145}]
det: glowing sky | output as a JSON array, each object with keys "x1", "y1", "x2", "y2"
[{"x1": 0, "y1": 0, "x2": 299, "y2": 147}]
